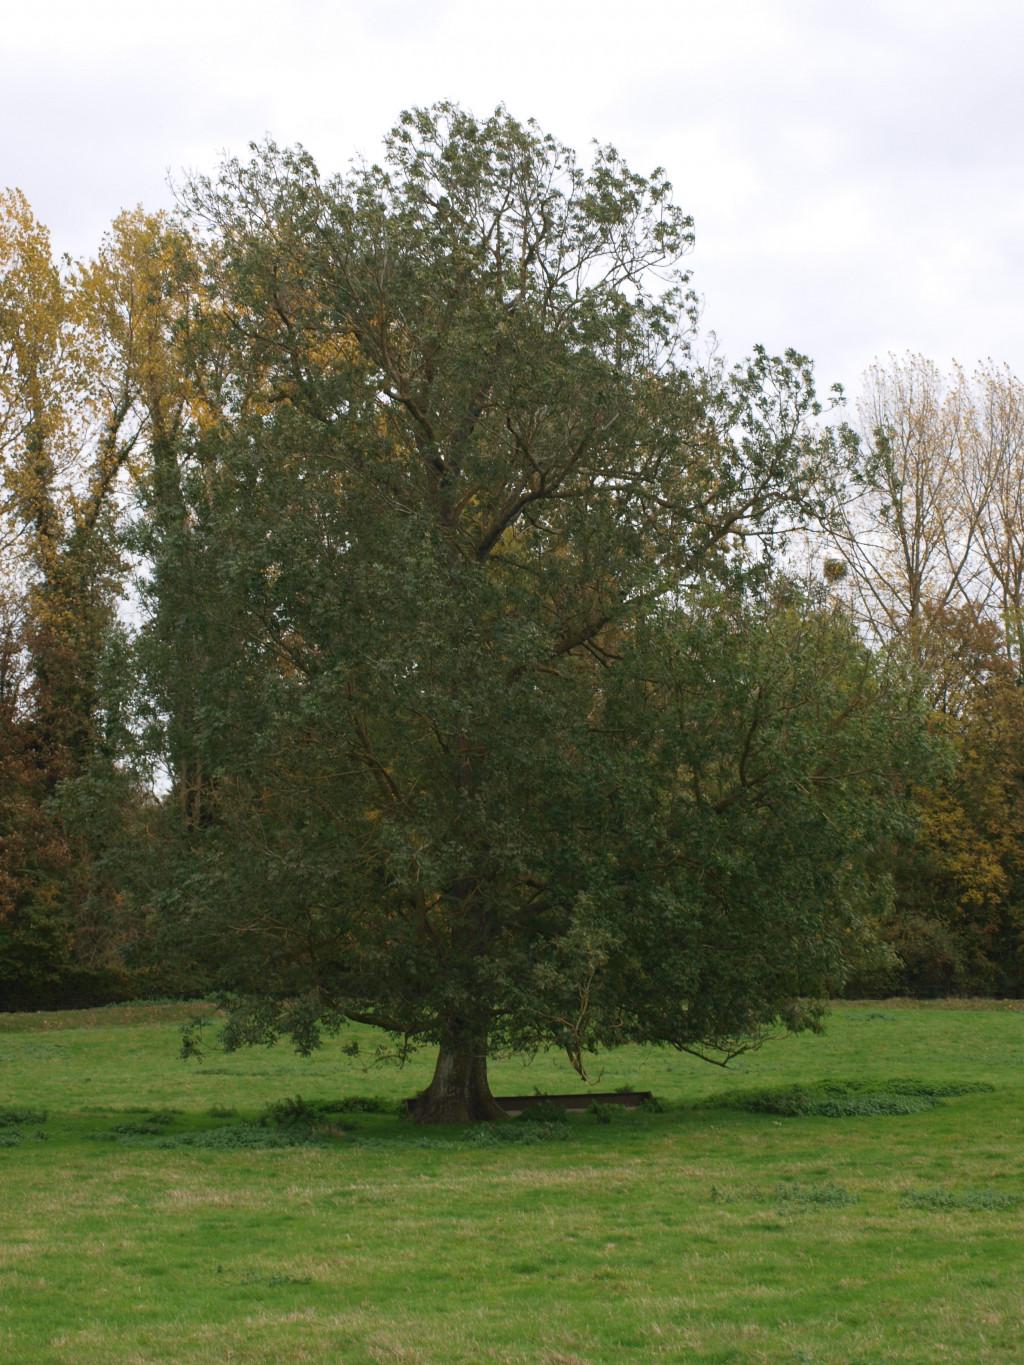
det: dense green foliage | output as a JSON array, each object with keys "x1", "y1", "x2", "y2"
[
  {"x1": 113, "y1": 106, "x2": 934, "y2": 1116},
  {"x1": 2, "y1": 106, "x2": 1023, "y2": 1065}
]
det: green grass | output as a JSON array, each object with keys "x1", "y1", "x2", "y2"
[{"x1": 1, "y1": 1000, "x2": 1023, "y2": 1363}]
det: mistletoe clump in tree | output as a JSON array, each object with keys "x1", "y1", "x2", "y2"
[{"x1": 148, "y1": 106, "x2": 930, "y2": 1120}]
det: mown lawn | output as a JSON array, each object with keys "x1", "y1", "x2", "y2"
[{"x1": 1, "y1": 1000, "x2": 1022, "y2": 1363}]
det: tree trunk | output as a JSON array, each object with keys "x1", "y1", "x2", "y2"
[{"x1": 410, "y1": 1033, "x2": 508, "y2": 1124}]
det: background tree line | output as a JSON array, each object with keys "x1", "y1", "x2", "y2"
[
  {"x1": 825, "y1": 356, "x2": 1024, "y2": 996},
  {"x1": 0, "y1": 110, "x2": 1021, "y2": 1102}
]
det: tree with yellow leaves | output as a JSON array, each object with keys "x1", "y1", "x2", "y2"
[
  {"x1": 829, "y1": 354, "x2": 1024, "y2": 996},
  {"x1": 0, "y1": 191, "x2": 192, "y2": 1005}
]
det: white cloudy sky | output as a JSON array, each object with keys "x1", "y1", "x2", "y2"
[{"x1": 4, "y1": 0, "x2": 1022, "y2": 399}]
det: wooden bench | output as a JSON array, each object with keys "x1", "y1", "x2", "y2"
[{"x1": 403, "y1": 1090, "x2": 653, "y2": 1117}]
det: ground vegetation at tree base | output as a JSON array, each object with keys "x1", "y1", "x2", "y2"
[{"x1": 0, "y1": 1000, "x2": 1021, "y2": 1363}]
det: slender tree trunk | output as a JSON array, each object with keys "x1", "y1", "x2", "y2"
[{"x1": 410, "y1": 1028, "x2": 507, "y2": 1123}]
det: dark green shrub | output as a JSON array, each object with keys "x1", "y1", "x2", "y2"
[
  {"x1": 0, "y1": 1106, "x2": 46, "y2": 1127},
  {"x1": 318, "y1": 1096, "x2": 395, "y2": 1114},
  {"x1": 260, "y1": 1095, "x2": 321, "y2": 1129},
  {"x1": 517, "y1": 1100, "x2": 569, "y2": 1124}
]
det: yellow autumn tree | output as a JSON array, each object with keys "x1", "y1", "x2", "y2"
[
  {"x1": 858, "y1": 601, "x2": 1024, "y2": 996},
  {"x1": 0, "y1": 191, "x2": 194, "y2": 1004}
]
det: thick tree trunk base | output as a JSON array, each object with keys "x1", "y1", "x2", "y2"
[{"x1": 410, "y1": 1041, "x2": 508, "y2": 1123}]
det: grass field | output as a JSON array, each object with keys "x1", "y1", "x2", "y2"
[{"x1": 1, "y1": 1000, "x2": 1022, "y2": 1364}]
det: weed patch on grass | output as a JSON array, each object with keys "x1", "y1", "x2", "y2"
[
  {"x1": 709, "y1": 1185, "x2": 738, "y2": 1204},
  {"x1": 700, "y1": 1078, "x2": 994, "y2": 1118},
  {"x1": 774, "y1": 1182, "x2": 859, "y2": 1208},
  {"x1": 94, "y1": 1110, "x2": 183, "y2": 1138},
  {"x1": 901, "y1": 1187, "x2": 1023, "y2": 1212},
  {"x1": 0, "y1": 1106, "x2": 47, "y2": 1127}
]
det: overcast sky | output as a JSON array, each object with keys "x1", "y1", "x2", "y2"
[{"x1": 4, "y1": 0, "x2": 1022, "y2": 402}]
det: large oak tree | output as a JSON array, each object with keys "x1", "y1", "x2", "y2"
[{"x1": 146, "y1": 107, "x2": 929, "y2": 1119}]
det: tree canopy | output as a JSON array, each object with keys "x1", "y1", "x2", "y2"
[
  {"x1": 0, "y1": 191, "x2": 174, "y2": 1006},
  {"x1": 114, "y1": 105, "x2": 930, "y2": 1119},
  {"x1": 7, "y1": 108, "x2": 984, "y2": 1110}
]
